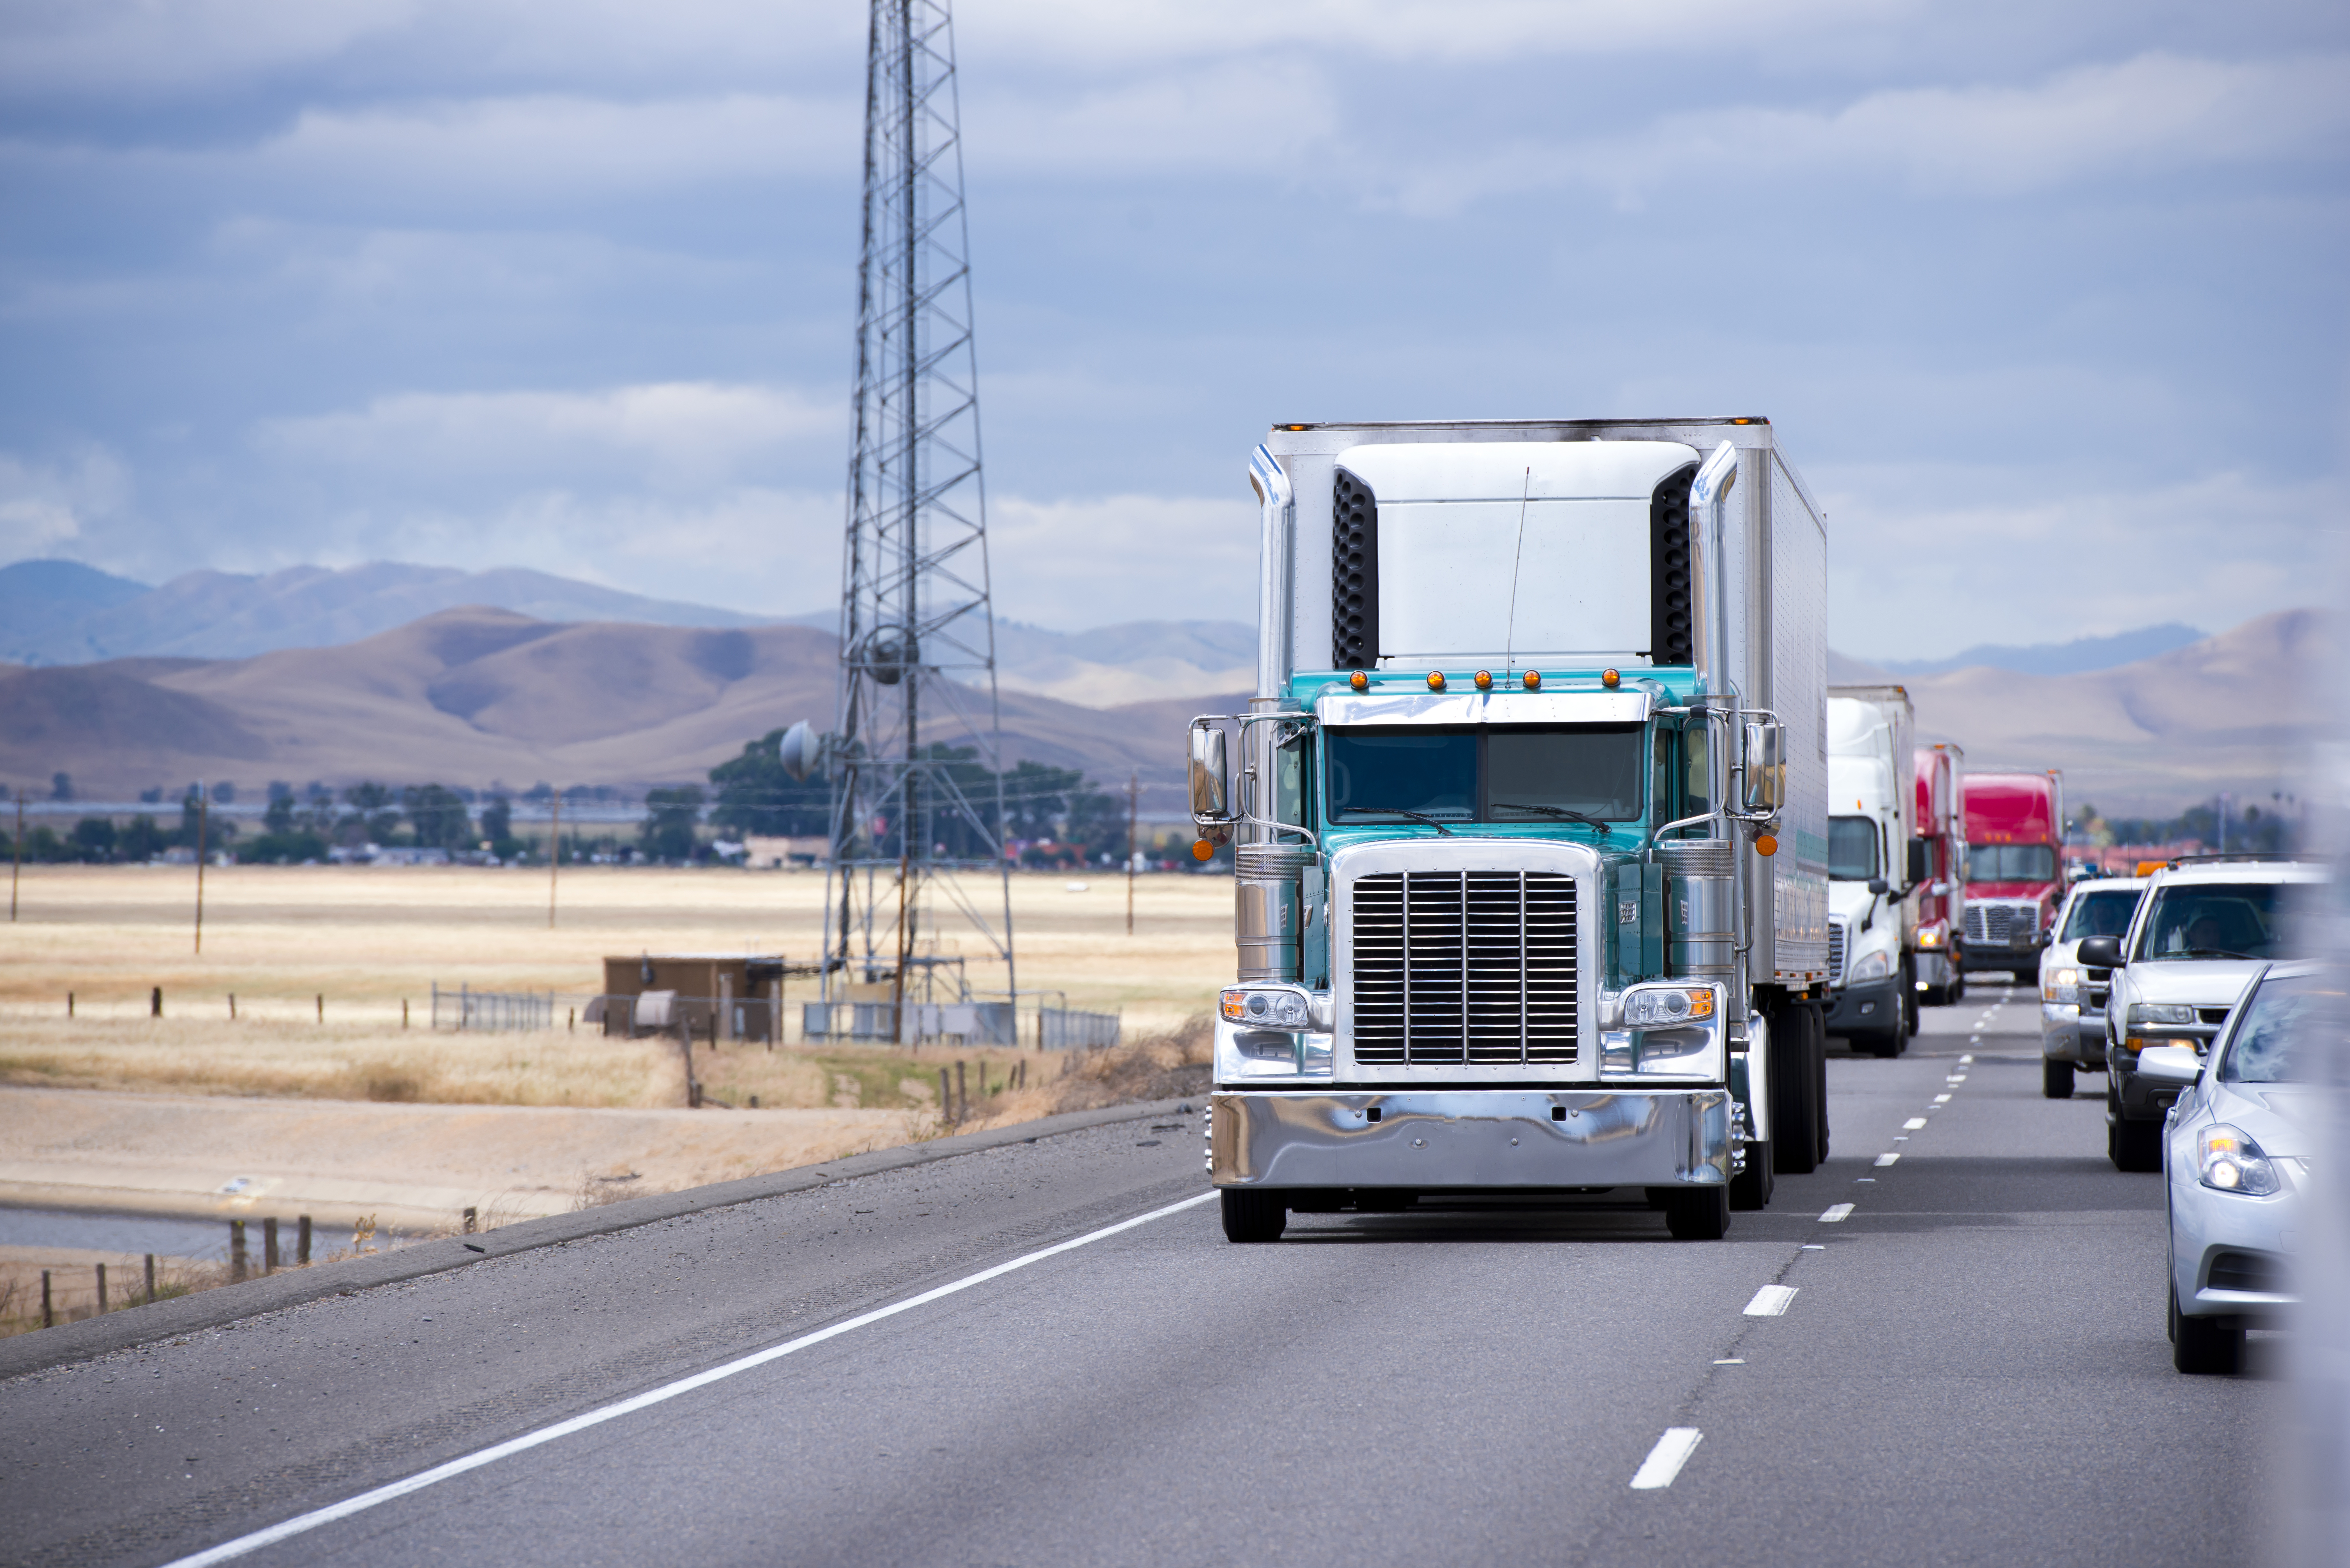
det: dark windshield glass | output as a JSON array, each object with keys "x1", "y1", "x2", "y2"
[
  {"x1": 1325, "y1": 725, "x2": 1642, "y2": 825},
  {"x1": 2133, "y1": 881, "x2": 2294, "y2": 961},
  {"x1": 2062, "y1": 888, "x2": 2142, "y2": 941},
  {"x1": 1969, "y1": 843, "x2": 2056, "y2": 882},
  {"x1": 1828, "y1": 817, "x2": 1879, "y2": 881},
  {"x1": 2220, "y1": 974, "x2": 2342, "y2": 1084}
]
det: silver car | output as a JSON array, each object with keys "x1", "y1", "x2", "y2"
[{"x1": 2142, "y1": 961, "x2": 2335, "y2": 1374}]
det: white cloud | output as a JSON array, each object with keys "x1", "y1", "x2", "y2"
[
  {"x1": 255, "y1": 382, "x2": 844, "y2": 491},
  {"x1": 967, "y1": 60, "x2": 1338, "y2": 174},
  {"x1": 986, "y1": 492, "x2": 1257, "y2": 627},
  {"x1": 0, "y1": 447, "x2": 134, "y2": 562},
  {"x1": 1823, "y1": 467, "x2": 2343, "y2": 661}
]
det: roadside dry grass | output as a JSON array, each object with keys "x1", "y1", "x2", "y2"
[{"x1": 0, "y1": 863, "x2": 1235, "y2": 1110}]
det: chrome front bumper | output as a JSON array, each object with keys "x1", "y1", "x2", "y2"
[{"x1": 1209, "y1": 1089, "x2": 1733, "y2": 1190}]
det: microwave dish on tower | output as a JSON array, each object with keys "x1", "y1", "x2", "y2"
[{"x1": 785, "y1": 0, "x2": 1015, "y2": 1042}]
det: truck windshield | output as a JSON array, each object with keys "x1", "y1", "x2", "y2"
[
  {"x1": 1968, "y1": 843, "x2": 2055, "y2": 882},
  {"x1": 2061, "y1": 887, "x2": 2142, "y2": 941},
  {"x1": 1325, "y1": 725, "x2": 1643, "y2": 825},
  {"x1": 2132, "y1": 882, "x2": 2295, "y2": 962},
  {"x1": 1828, "y1": 817, "x2": 1879, "y2": 881}
]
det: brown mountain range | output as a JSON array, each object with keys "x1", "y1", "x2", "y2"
[{"x1": 0, "y1": 605, "x2": 2327, "y2": 814}]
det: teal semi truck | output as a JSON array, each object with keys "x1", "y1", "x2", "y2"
[{"x1": 1192, "y1": 418, "x2": 1833, "y2": 1242}]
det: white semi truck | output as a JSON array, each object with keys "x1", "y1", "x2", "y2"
[
  {"x1": 1823, "y1": 685, "x2": 1919, "y2": 1055},
  {"x1": 1191, "y1": 417, "x2": 1832, "y2": 1243}
]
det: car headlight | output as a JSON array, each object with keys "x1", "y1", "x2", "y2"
[
  {"x1": 1848, "y1": 949, "x2": 1892, "y2": 982},
  {"x1": 1220, "y1": 986, "x2": 1313, "y2": 1029},
  {"x1": 2043, "y1": 966, "x2": 2080, "y2": 1004},
  {"x1": 1603, "y1": 984, "x2": 1724, "y2": 1080},
  {"x1": 2196, "y1": 1124, "x2": 2281, "y2": 1197},
  {"x1": 2129, "y1": 1002, "x2": 2195, "y2": 1027}
]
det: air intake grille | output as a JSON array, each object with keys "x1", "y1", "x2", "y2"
[
  {"x1": 1828, "y1": 919, "x2": 1848, "y2": 986},
  {"x1": 2207, "y1": 1250, "x2": 2285, "y2": 1294},
  {"x1": 1331, "y1": 470, "x2": 1379, "y2": 668},
  {"x1": 1649, "y1": 462, "x2": 1696, "y2": 664},
  {"x1": 1965, "y1": 904, "x2": 2021, "y2": 945},
  {"x1": 1349, "y1": 871, "x2": 1578, "y2": 1065}
]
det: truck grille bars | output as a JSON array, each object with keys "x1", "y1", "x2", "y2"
[
  {"x1": 1827, "y1": 919, "x2": 1847, "y2": 986},
  {"x1": 1350, "y1": 871, "x2": 1578, "y2": 1064}
]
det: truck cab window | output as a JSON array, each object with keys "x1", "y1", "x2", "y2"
[
  {"x1": 1327, "y1": 730, "x2": 1475, "y2": 822},
  {"x1": 1967, "y1": 844, "x2": 2056, "y2": 882},
  {"x1": 1828, "y1": 816, "x2": 1880, "y2": 881},
  {"x1": 1272, "y1": 730, "x2": 1310, "y2": 827},
  {"x1": 1681, "y1": 726, "x2": 1711, "y2": 819},
  {"x1": 1324, "y1": 725, "x2": 1642, "y2": 825}
]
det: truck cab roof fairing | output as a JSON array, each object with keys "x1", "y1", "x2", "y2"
[{"x1": 1333, "y1": 441, "x2": 1698, "y2": 669}]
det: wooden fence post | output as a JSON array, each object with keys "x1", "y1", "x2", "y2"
[
  {"x1": 96, "y1": 1262, "x2": 107, "y2": 1314},
  {"x1": 263, "y1": 1217, "x2": 279, "y2": 1272},
  {"x1": 151, "y1": 986, "x2": 161, "y2": 1018},
  {"x1": 463, "y1": 1207, "x2": 478, "y2": 1234},
  {"x1": 955, "y1": 1060, "x2": 967, "y2": 1123},
  {"x1": 297, "y1": 1215, "x2": 312, "y2": 1266},
  {"x1": 41, "y1": 1270, "x2": 51, "y2": 1328},
  {"x1": 938, "y1": 1067, "x2": 951, "y2": 1120},
  {"x1": 228, "y1": 993, "x2": 236, "y2": 1020},
  {"x1": 145, "y1": 1253, "x2": 156, "y2": 1303},
  {"x1": 229, "y1": 1220, "x2": 246, "y2": 1282},
  {"x1": 315, "y1": 993, "x2": 323, "y2": 1023}
]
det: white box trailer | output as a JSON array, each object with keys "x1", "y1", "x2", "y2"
[{"x1": 1193, "y1": 417, "x2": 1834, "y2": 1243}]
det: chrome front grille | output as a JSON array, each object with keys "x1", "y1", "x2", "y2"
[
  {"x1": 1966, "y1": 903, "x2": 2022, "y2": 945},
  {"x1": 1828, "y1": 920, "x2": 1848, "y2": 986},
  {"x1": 1350, "y1": 871, "x2": 1577, "y2": 1065}
]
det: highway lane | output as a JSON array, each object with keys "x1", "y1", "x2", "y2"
[{"x1": 4, "y1": 987, "x2": 2282, "y2": 1567}]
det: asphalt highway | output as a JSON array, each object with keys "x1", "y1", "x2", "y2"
[{"x1": 4, "y1": 984, "x2": 2282, "y2": 1568}]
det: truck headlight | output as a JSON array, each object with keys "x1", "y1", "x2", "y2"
[
  {"x1": 1848, "y1": 949, "x2": 1892, "y2": 982},
  {"x1": 1916, "y1": 921, "x2": 1945, "y2": 949},
  {"x1": 2044, "y1": 967, "x2": 2080, "y2": 1004},
  {"x1": 1603, "y1": 983, "x2": 1725, "y2": 1080},
  {"x1": 2196, "y1": 1124, "x2": 2280, "y2": 1197},
  {"x1": 2128, "y1": 1002, "x2": 2195, "y2": 1027},
  {"x1": 1220, "y1": 986, "x2": 1316, "y2": 1028}
]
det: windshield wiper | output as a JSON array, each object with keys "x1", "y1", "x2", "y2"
[
  {"x1": 1345, "y1": 806, "x2": 1456, "y2": 836},
  {"x1": 1492, "y1": 802, "x2": 1613, "y2": 836}
]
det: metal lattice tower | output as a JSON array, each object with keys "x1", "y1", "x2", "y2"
[{"x1": 822, "y1": 0, "x2": 1014, "y2": 1033}]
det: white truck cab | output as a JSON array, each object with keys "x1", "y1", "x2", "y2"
[{"x1": 1823, "y1": 688, "x2": 1917, "y2": 1056}]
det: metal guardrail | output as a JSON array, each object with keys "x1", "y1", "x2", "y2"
[
  {"x1": 1039, "y1": 1006, "x2": 1121, "y2": 1050},
  {"x1": 430, "y1": 983, "x2": 559, "y2": 1032}
]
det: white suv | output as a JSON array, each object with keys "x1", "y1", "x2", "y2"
[{"x1": 2079, "y1": 857, "x2": 2325, "y2": 1171}]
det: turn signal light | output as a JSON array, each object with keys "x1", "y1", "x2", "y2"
[
  {"x1": 1192, "y1": 840, "x2": 1214, "y2": 862},
  {"x1": 1474, "y1": 669, "x2": 1492, "y2": 690},
  {"x1": 1755, "y1": 833, "x2": 1779, "y2": 857},
  {"x1": 1349, "y1": 669, "x2": 1368, "y2": 691},
  {"x1": 1601, "y1": 668, "x2": 1620, "y2": 688},
  {"x1": 1426, "y1": 671, "x2": 1446, "y2": 691},
  {"x1": 1522, "y1": 670, "x2": 1541, "y2": 690}
]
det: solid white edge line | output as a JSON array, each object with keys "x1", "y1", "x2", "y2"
[
  {"x1": 1742, "y1": 1284, "x2": 1798, "y2": 1317},
  {"x1": 1630, "y1": 1427, "x2": 1703, "y2": 1489},
  {"x1": 160, "y1": 1190, "x2": 1220, "y2": 1568}
]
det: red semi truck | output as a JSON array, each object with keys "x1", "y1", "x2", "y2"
[
  {"x1": 1912, "y1": 743, "x2": 1966, "y2": 1003},
  {"x1": 1961, "y1": 769, "x2": 2065, "y2": 978}
]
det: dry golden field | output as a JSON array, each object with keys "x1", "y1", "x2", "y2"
[{"x1": 0, "y1": 863, "x2": 1233, "y2": 1109}]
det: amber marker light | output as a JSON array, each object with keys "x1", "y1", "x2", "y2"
[
  {"x1": 1474, "y1": 669, "x2": 1492, "y2": 690},
  {"x1": 1426, "y1": 671, "x2": 1446, "y2": 691},
  {"x1": 1755, "y1": 833, "x2": 1779, "y2": 857},
  {"x1": 1601, "y1": 668, "x2": 1621, "y2": 689},
  {"x1": 1349, "y1": 669, "x2": 1368, "y2": 691},
  {"x1": 1522, "y1": 670, "x2": 1541, "y2": 690},
  {"x1": 1192, "y1": 840, "x2": 1215, "y2": 862}
]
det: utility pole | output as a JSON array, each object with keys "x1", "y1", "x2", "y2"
[
  {"x1": 1126, "y1": 769, "x2": 1138, "y2": 936},
  {"x1": 193, "y1": 781, "x2": 208, "y2": 955},
  {"x1": 548, "y1": 790, "x2": 562, "y2": 929},
  {"x1": 818, "y1": 0, "x2": 1015, "y2": 1044}
]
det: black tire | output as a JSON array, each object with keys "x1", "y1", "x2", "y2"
[
  {"x1": 2110, "y1": 1114, "x2": 2162, "y2": 1172},
  {"x1": 1808, "y1": 1004, "x2": 1831, "y2": 1165},
  {"x1": 1902, "y1": 962, "x2": 1919, "y2": 1044},
  {"x1": 2043, "y1": 1059, "x2": 2075, "y2": 1099},
  {"x1": 1219, "y1": 1188, "x2": 1286, "y2": 1243},
  {"x1": 1664, "y1": 1184, "x2": 1731, "y2": 1240},
  {"x1": 1950, "y1": 972, "x2": 1966, "y2": 1005},
  {"x1": 2171, "y1": 1283, "x2": 2242, "y2": 1374},
  {"x1": 1770, "y1": 1006, "x2": 1820, "y2": 1175},
  {"x1": 1859, "y1": 1024, "x2": 1901, "y2": 1059},
  {"x1": 1730, "y1": 1141, "x2": 1773, "y2": 1210}
]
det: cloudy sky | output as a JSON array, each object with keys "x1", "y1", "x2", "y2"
[{"x1": 2, "y1": 0, "x2": 2343, "y2": 660}]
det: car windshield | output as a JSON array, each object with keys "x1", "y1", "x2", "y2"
[
  {"x1": 1968, "y1": 843, "x2": 2055, "y2": 882},
  {"x1": 2219, "y1": 973, "x2": 2344, "y2": 1084},
  {"x1": 1829, "y1": 816, "x2": 1879, "y2": 881},
  {"x1": 1325, "y1": 725, "x2": 1643, "y2": 825},
  {"x1": 2132, "y1": 881, "x2": 2295, "y2": 962},
  {"x1": 2062, "y1": 887, "x2": 2143, "y2": 941}
]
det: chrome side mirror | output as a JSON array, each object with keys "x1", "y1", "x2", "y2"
[
  {"x1": 1190, "y1": 722, "x2": 1232, "y2": 825},
  {"x1": 1741, "y1": 720, "x2": 1785, "y2": 812}
]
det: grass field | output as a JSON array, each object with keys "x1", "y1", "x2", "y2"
[{"x1": 0, "y1": 863, "x2": 1233, "y2": 1111}]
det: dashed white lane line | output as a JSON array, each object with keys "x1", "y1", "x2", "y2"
[
  {"x1": 1631, "y1": 1428, "x2": 1704, "y2": 1489},
  {"x1": 158, "y1": 1190, "x2": 1219, "y2": 1568},
  {"x1": 1874, "y1": 1152, "x2": 1901, "y2": 1167},
  {"x1": 1904, "y1": 1117, "x2": 1928, "y2": 1130},
  {"x1": 1960, "y1": 1053, "x2": 1975, "y2": 1064},
  {"x1": 1946, "y1": 1074, "x2": 1967, "y2": 1084},
  {"x1": 1820, "y1": 1203, "x2": 1855, "y2": 1222},
  {"x1": 1934, "y1": 1093, "x2": 1952, "y2": 1103},
  {"x1": 1744, "y1": 1285, "x2": 1800, "y2": 1316}
]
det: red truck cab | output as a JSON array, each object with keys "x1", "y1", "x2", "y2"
[
  {"x1": 1961, "y1": 769, "x2": 2064, "y2": 977},
  {"x1": 1912, "y1": 743, "x2": 1965, "y2": 1003}
]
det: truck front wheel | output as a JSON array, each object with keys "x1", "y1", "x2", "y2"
[
  {"x1": 1770, "y1": 1004, "x2": 1822, "y2": 1175},
  {"x1": 1730, "y1": 1142, "x2": 1773, "y2": 1210},
  {"x1": 1663, "y1": 1185, "x2": 1731, "y2": 1240},
  {"x1": 1220, "y1": 1189, "x2": 1287, "y2": 1243}
]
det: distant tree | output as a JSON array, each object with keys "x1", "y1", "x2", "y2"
[
  {"x1": 50, "y1": 772, "x2": 72, "y2": 802},
  {"x1": 265, "y1": 793, "x2": 296, "y2": 833},
  {"x1": 139, "y1": 787, "x2": 163, "y2": 804},
  {"x1": 239, "y1": 829, "x2": 330, "y2": 865},
  {"x1": 402, "y1": 784, "x2": 473, "y2": 849},
  {"x1": 640, "y1": 786, "x2": 705, "y2": 862},
  {"x1": 480, "y1": 795, "x2": 514, "y2": 849},
  {"x1": 72, "y1": 817, "x2": 117, "y2": 862},
  {"x1": 120, "y1": 815, "x2": 169, "y2": 862},
  {"x1": 708, "y1": 729, "x2": 832, "y2": 838},
  {"x1": 341, "y1": 781, "x2": 400, "y2": 844},
  {"x1": 212, "y1": 781, "x2": 237, "y2": 804}
]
